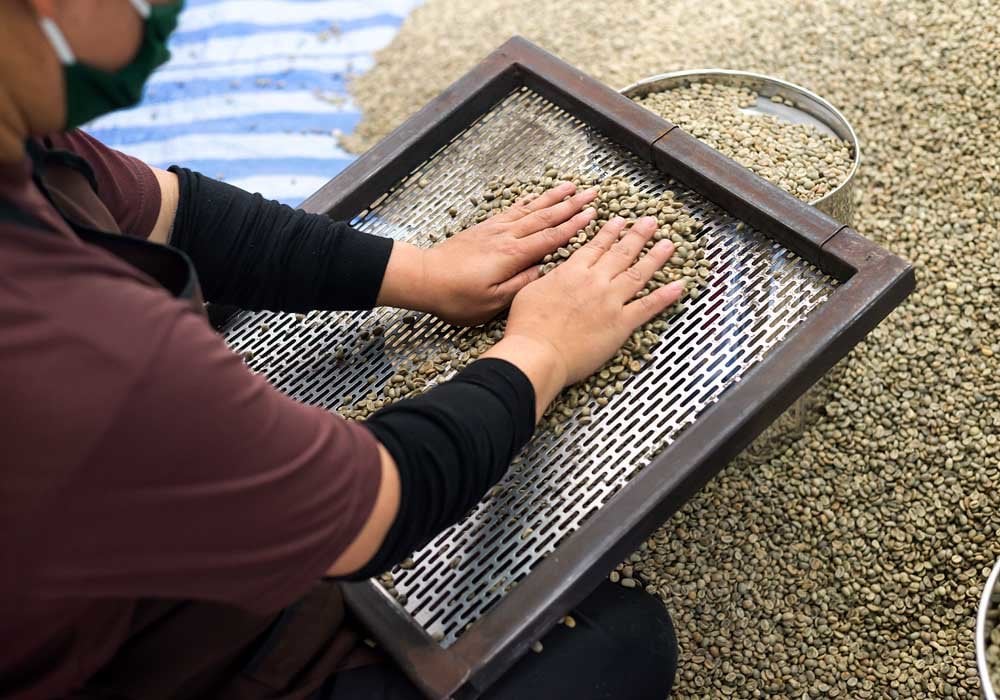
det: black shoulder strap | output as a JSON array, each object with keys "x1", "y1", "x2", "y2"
[
  {"x1": 26, "y1": 137, "x2": 100, "y2": 193},
  {"x1": 0, "y1": 190, "x2": 201, "y2": 304},
  {"x1": 79, "y1": 228, "x2": 203, "y2": 302}
]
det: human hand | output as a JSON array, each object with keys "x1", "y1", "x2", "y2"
[
  {"x1": 484, "y1": 216, "x2": 686, "y2": 411},
  {"x1": 378, "y1": 182, "x2": 599, "y2": 326}
]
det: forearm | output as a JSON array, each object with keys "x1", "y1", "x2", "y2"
[
  {"x1": 335, "y1": 357, "x2": 537, "y2": 580},
  {"x1": 164, "y1": 166, "x2": 393, "y2": 312},
  {"x1": 375, "y1": 239, "x2": 433, "y2": 311},
  {"x1": 482, "y1": 335, "x2": 566, "y2": 423}
]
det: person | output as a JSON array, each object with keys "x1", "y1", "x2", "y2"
[{"x1": 0, "y1": 1, "x2": 683, "y2": 698}]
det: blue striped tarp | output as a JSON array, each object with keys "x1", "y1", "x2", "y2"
[{"x1": 89, "y1": 0, "x2": 422, "y2": 206}]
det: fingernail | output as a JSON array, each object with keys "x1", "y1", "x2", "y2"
[
  {"x1": 666, "y1": 280, "x2": 686, "y2": 292},
  {"x1": 611, "y1": 216, "x2": 626, "y2": 225},
  {"x1": 580, "y1": 187, "x2": 599, "y2": 199},
  {"x1": 641, "y1": 216, "x2": 658, "y2": 225},
  {"x1": 653, "y1": 240, "x2": 672, "y2": 251}
]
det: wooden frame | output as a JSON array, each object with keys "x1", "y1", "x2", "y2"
[{"x1": 299, "y1": 37, "x2": 915, "y2": 699}]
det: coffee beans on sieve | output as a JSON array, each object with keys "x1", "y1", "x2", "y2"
[
  {"x1": 338, "y1": 2, "x2": 1000, "y2": 695},
  {"x1": 339, "y1": 171, "x2": 711, "y2": 435}
]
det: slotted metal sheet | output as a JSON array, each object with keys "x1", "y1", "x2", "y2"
[{"x1": 223, "y1": 87, "x2": 837, "y2": 647}]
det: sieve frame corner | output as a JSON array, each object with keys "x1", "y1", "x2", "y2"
[{"x1": 298, "y1": 36, "x2": 914, "y2": 700}]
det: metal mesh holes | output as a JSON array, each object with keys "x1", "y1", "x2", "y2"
[{"x1": 222, "y1": 87, "x2": 837, "y2": 647}]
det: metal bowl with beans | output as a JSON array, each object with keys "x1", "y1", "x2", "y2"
[
  {"x1": 978, "y1": 558, "x2": 1000, "y2": 699},
  {"x1": 620, "y1": 69, "x2": 860, "y2": 226},
  {"x1": 621, "y1": 69, "x2": 859, "y2": 463}
]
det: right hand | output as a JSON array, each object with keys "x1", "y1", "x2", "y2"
[{"x1": 484, "y1": 215, "x2": 686, "y2": 420}]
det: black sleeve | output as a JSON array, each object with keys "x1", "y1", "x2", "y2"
[
  {"x1": 340, "y1": 358, "x2": 536, "y2": 581},
  {"x1": 167, "y1": 166, "x2": 394, "y2": 312}
]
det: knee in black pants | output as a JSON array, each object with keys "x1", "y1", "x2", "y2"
[
  {"x1": 589, "y1": 581, "x2": 678, "y2": 697},
  {"x1": 482, "y1": 580, "x2": 678, "y2": 700},
  {"x1": 323, "y1": 581, "x2": 678, "y2": 700}
]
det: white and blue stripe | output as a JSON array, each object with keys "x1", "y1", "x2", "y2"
[{"x1": 88, "y1": 0, "x2": 422, "y2": 206}]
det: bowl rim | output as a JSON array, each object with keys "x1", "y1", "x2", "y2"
[
  {"x1": 619, "y1": 68, "x2": 861, "y2": 208},
  {"x1": 977, "y1": 557, "x2": 1000, "y2": 699}
]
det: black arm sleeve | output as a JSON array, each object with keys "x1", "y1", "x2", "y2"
[
  {"x1": 341, "y1": 358, "x2": 536, "y2": 581},
  {"x1": 168, "y1": 166, "x2": 394, "y2": 312}
]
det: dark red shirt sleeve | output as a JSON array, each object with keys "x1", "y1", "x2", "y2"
[
  {"x1": 2, "y1": 219, "x2": 381, "y2": 614},
  {"x1": 46, "y1": 130, "x2": 161, "y2": 240}
]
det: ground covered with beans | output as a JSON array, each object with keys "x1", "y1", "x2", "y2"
[{"x1": 343, "y1": 1, "x2": 1000, "y2": 696}]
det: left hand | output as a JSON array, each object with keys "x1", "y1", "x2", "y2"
[{"x1": 377, "y1": 182, "x2": 599, "y2": 326}]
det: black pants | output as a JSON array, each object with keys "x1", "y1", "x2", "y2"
[{"x1": 322, "y1": 582, "x2": 678, "y2": 699}]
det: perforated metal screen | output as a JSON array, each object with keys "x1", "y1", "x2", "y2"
[{"x1": 223, "y1": 87, "x2": 837, "y2": 646}]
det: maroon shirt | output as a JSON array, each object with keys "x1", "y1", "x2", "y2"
[{"x1": 0, "y1": 133, "x2": 382, "y2": 698}]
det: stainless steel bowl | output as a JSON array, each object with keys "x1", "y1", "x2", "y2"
[
  {"x1": 978, "y1": 558, "x2": 1000, "y2": 699},
  {"x1": 620, "y1": 70, "x2": 860, "y2": 462},
  {"x1": 620, "y1": 69, "x2": 861, "y2": 225}
]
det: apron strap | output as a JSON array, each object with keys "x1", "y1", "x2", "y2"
[
  {"x1": 2, "y1": 142, "x2": 207, "y2": 311},
  {"x1": 79, "y1": 227, "x2": 206, "y2": 305},
  {"x1": 0, "y1": 195, "x2": 204, "y2": 307}
]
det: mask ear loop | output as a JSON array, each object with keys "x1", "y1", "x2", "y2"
[
  {"x1": 127, "y1": 0, "x2": 153, "y2": 19},
  {"x1": 38, "y1": 17, "x2": 76, "y2": 65}
]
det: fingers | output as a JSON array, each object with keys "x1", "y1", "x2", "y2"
[
  {"x1": 492, "y1": 182, "x2": 577, "y2": 224},
  {"x1": 495, "y1": 263, "x2": 542, "y2": 299},
  {"x1": 594, "y1": 216, "x2": 659, "y2": 277},
  {"x1": 517, "y1": 208, "x2": 597, "y2": 261},
  {"x1": 613, "y1": 239, "x2": 677, "y2": 297},
  {"x1": 623, "y1": 280, "x2": 687, "y2": 328},
  {"x1": 570, "y1": 216, "x2": 628, "y2": 267},
  {"x1": 508, "y1": 187, "x2": 599, "y2": 238}
]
